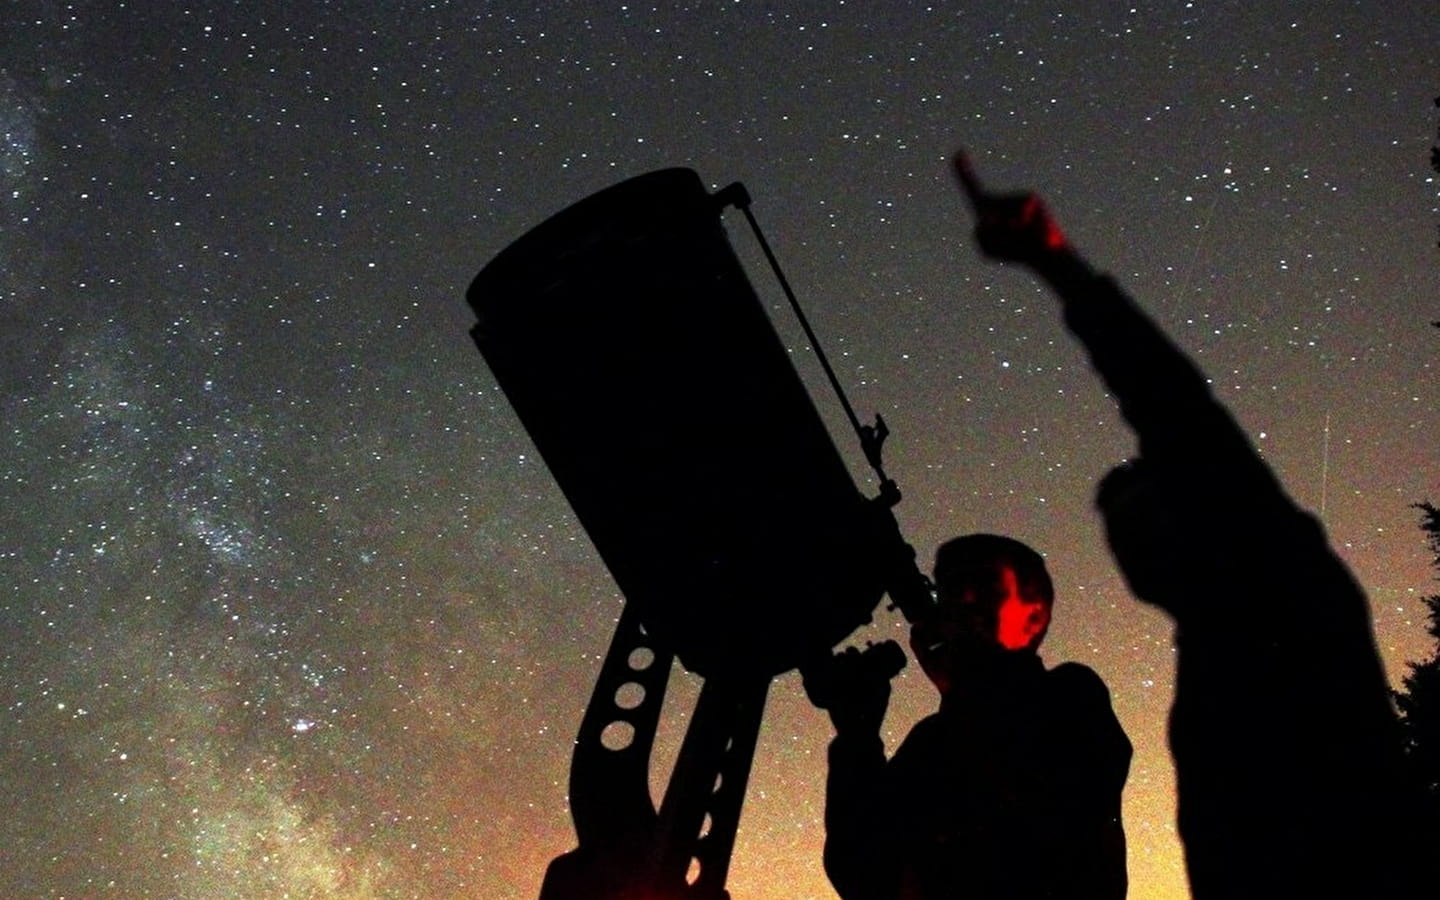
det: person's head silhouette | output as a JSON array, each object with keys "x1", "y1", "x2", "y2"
[{"x1": 910, "y1": 534, "x2": 1054, "y2": 694}]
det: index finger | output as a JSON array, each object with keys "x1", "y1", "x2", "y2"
[{"x1": 951, "y1": 150, "x2": 986, "y2": 211}]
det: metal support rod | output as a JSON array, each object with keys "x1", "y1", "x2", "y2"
[{"x1": 715, "y1": 182, "x2": 893, "y2": 485}]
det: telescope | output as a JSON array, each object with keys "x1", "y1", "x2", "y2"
[{"x1": 468, "y1": 168, "x2": 932, "y2": 900}]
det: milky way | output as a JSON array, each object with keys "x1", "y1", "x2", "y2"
[{"x1": 1, "y1": 3, "x2": 1437, "y2": 898}]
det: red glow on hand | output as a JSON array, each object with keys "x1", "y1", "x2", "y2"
[
  {"x1": 1041, "y1": 211, "x2": 1069, "y2": 252},
  {"x1": 953, "y1": 151, "x2": 1071, "y2": 259},
  {"x1": 1021, "y1": 196, "x2": 1070, "y2": 253}
]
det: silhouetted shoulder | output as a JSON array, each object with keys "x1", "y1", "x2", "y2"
[
  {"x1": 1054, "y1": 659, "x2": 1105, "y2": 694},
  {"x1": 888, "y1": 712, "x2": 949, "y2": 771},
  {"x1": 1046, "y1": 662, "x2": 1132, "y2": 781},
  {"x1": 1046, "y1": 661, "x2": 1114, "y2": 707}
]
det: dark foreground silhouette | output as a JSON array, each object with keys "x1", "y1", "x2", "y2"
[
  {"x1": 809, "y1": 534, "x2": 1130, "y2": 900},
  {"x1": 473, "y1": 160, "x2": 1426, "y2": 900},
  {"x1": 953, "y1": 154, "x2": 1424, "y2": 897}
]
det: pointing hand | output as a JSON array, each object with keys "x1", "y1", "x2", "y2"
[{"x1": 953, "y1": 151, "x2": 1071, "y2": 265}]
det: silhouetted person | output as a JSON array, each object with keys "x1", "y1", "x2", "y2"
[
  {"x1": 952, "y1": 153, "x2": 1423, "y2": 897},
  {"x1": 809, "y1": 534, "x2": 1130, "y2": 900}
]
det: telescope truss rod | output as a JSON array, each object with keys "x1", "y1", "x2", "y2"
[{"x1": 715, "y1": 183, "x2": 893, "y2": 486}]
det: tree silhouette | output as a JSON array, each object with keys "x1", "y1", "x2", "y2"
[
  {"x1": 1405, "y1": 102, "x2": 1440, "y2": 816},
  {"x1": 1395, "y1": 502, "x2": 1440, "y2": 868},
  {"x1": 1392, "y1": 113, "x2": 1440, "y2": 886}
]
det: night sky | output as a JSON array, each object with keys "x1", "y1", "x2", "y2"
[{"x1": 2, "y1": 2, "x2": 1437, "y2": 898}]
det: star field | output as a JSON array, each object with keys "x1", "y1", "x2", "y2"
[{"x1": 1, "y1": 2, "x2": 1437, "y2": 898}]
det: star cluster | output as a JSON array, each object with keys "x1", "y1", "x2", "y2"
[{"x1": 1, "y1": 2, "x2": 1437, "y2": 898}]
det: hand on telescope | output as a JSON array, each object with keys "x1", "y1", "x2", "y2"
[
  {"x1": 952, "y1": 150, "x2": 1075, "y2": 271},
  {"x1": 802, "y1": 642, "x2": 903, "y2": 739}
]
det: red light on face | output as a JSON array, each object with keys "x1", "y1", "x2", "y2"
[
  {"x1": 994, "y1": 565, "x2": 1049, "y2": 650},
  {"x1": 917, "y1": 561, "x2": 1053, "y2": 691}
]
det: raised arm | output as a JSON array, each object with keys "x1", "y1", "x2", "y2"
[{"x1": 952, "y1": 152, "x2": 1275, "y2": 490}]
